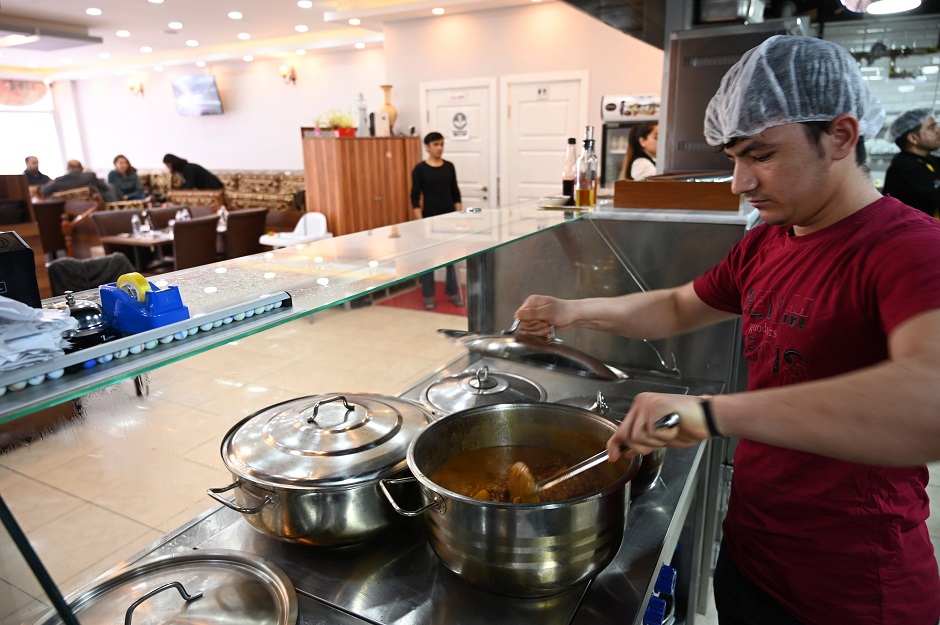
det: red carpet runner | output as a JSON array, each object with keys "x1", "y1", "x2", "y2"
[{"x1": 377, "y1": 282, "x2": 467, "y2": 315}]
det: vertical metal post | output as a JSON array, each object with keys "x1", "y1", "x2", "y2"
[{"x1": 0, "y1": 493, "x2": 81, "y2": 625}]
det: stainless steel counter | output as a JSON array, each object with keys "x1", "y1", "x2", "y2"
[{"x1": 102, "y1": 354, "x2": 721, "y2": 625}]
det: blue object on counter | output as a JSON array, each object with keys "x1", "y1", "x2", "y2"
[
  {"x1": 643, "y1": 596, "x2": 667, "y2": 625},
  {"x1": 654, "y1": 563, "x2": 677, "y2": 596},
  {"x1": 99, "y1": 281, "x2": 190, "y2": 335}
]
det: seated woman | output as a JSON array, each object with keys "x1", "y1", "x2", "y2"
[
  {"x1": 163, "y1": 153, "x2": 224, "y2": 190},
  {"x1": 108, "y1": 154, "x2": 146, "y2": 200},
  {"x1": 618, "y1": 121, "x2": 658, "y2": 181}
]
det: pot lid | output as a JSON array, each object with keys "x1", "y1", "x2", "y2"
[
  {"x1": 33, "y1": 549, "x2": 297, "y2": 625},
  {"x1": 222, "y1": 393, "x2": 433, "y2": 487},
  {"x1": 424, "y1": 366, "x2": 546, "y2": 414},
  {"x1": 438, "y1": 327, "x2": 628, "y2": 381}
]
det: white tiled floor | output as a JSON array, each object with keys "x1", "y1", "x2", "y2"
[{"x1": 0, "y1": 302, "x2": 937, "y2": 625}]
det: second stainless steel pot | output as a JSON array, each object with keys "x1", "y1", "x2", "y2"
[
  {"x1": 208, "y1": 393, "x2": 433, "y2": 547},
  {"x1": 382, "y1": 402, "x2": 640, "y2": 597}
]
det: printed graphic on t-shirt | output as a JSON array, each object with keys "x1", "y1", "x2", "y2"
[{"x1": 743, "y1": 287, "x2": 811, "y2": 384}]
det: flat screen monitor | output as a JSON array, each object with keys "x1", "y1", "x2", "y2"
[{"x1": 171, "y1": 75, "x2": 223, "y2": 116}]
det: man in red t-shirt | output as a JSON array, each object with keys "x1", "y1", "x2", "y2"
[{"x1": 515, "y1": 36, "x2": 940, "y2": 625}]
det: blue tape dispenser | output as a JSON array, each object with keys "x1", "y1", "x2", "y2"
[{"x1": 100, "y1": 273, "x2": 190, "y2": 335}]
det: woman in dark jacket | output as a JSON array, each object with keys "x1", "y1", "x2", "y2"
[
  {"x1": 162, "y1": 153, "x2": 224, "y2": 190},
  {"x1": 108, "y1": 154, "x2": 145, "y2": 200}
]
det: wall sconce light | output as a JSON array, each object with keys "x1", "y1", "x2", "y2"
[
  {"x1": 279, "y1": 65, "x2": 297, "y2": 85},
  {"x1": 127, "y1": 80, "x2": 144, "y2": 96}
]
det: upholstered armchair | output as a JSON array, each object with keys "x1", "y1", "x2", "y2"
[{"x1": 167, "y1": 190, "x2": 225, "y2": 211}]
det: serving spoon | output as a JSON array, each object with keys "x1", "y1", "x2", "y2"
[{"x1": 507, "y1": 412, "x2": 681, "y2": 503}]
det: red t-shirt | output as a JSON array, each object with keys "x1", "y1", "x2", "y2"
[{"x1": 694, "y1": 196, "x2": 940, "y2": 625}]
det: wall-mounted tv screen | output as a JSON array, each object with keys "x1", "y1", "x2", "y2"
[{"x1": 170, "y1": 75, "x2": 223, "y2": 116}]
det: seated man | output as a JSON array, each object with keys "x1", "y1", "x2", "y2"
[
  {"x1": 40, "y1": 160, "x2": 119, "y2": 202},
  {"x1": 23, "y1": 156, "x2": 51, "y2": 186}
]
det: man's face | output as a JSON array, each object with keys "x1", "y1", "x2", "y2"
[
  {"x1": 426, "y1": 139, "x2": 445, "y2": 159},
  {"x1": 25, "y1": 157, "x2": 38, "y2": 172},
  {"x1": 724, "y1": 123, "x2": 834, "y2": 231},
  {"x1": 913, "y1": 116, "x2": 940, "y2": 152}
]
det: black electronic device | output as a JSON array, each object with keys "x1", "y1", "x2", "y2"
[{"x1": 0, "y1": 231, "x2": 42, "y2": 308}]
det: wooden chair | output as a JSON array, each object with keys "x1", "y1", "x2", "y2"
[
  {"x1": 147, "y1": 206, "x2": 182, "y2": 230},
  {"x1": 50, "y1": 185, "x2": 105, "y2": 208},
  {"x1": 61, "y1": 200, "x2": 101, "y2": 258},
  {"x1": 224, "y1": 208, "x2": 268, "y2": 260},
  {"x1": 32, "y1": 199, "x2": 67, "y2": 261},
  {"x1": 90, "y1": 209, "x2": 156, "y2": 270},
  {"x1": 173, "y1": 214, "x2": 220, "y2": 270}
]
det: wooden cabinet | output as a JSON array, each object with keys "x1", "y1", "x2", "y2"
[{"x1": 301, "y1": 134, "x2": 422, "y2": 237}]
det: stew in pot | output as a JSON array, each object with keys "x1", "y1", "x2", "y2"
[{"x1": 430, "y1": 445, "x2": 615, "y2": 503}]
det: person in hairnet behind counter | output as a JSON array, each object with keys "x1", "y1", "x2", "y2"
[
  {"x1": 515, "y1": 36, "x2": 940, "y2": 625},
  {"x1": 882, "y1": 108, "x2": 940, "y2": 218}
]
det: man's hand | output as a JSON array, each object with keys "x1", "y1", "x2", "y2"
[
  {"x1": 513, "y1": 295, "x2": 578, "y2": 338},
  {"x1": 606, "y1": 393, "x2": 711, "y2": 460}
]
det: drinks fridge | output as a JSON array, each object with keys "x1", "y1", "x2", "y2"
[{"x1": 599, "y1": 94, "x2": 660, "y2": 188}]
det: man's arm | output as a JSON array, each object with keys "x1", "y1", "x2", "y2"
[
  {"x1": 450, "y1": 162, "x2": 461, "y2": 212},
  {"x1": 410, "y1": 165, "x2": 422, "y2": 220},
  {"x1": 515, "y1": 282, "x2": 736, "y2": 340}
]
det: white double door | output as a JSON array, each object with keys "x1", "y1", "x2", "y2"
[{"x1": 420, "y1": 71, "x2": 588, "y2": 208}]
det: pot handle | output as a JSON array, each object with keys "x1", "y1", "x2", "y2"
[
  {"x1": 125, "y1": 582, "x2": 202, "y2": 625},
  {"x1": 307, "y1": 395, "x2": 356, "y2": 424},
  {"x1": 207, "y1": 481, "x2": 274, "y2": 515},
  {"x1": 379, "y1": 477, "x2": 444, "y2": 517}
]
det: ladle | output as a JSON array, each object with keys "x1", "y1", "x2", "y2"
[{"x1": 507, "y1": 412, "x2": 681, "y2": 503}]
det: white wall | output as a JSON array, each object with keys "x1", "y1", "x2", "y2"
[
  {"x1": 67, "y1": 47, "x2": 388, "y2": 175},
  {"x1": 383, "y1": 2, "x2": 664, "y2": 135},
  {"x1": 56, "y1": 2, "x2": 663, "y2": 176}
]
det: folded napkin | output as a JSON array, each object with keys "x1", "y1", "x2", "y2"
[{"x1": 0, "y1": 296, "x2": 78, "y2": 373}]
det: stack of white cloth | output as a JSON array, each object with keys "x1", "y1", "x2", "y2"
[{"x1": 0, "y1": 296, "x2": 78, "y2": 373}]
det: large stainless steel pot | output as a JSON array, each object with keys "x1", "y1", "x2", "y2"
[
  {"x1": 208, "y1": 393, "x2": 433, "y2": 547},
  {"x1": 381, "y1": 402, "x2": 641, "y2": 597}
]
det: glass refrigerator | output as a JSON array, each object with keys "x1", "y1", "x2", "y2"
[{"x1": 599, "y1": 94, "x2": 660, "y2": 189}]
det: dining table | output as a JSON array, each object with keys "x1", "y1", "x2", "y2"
[{"x1": 99, "y1": 221, "x2": 227, "y2": 272}]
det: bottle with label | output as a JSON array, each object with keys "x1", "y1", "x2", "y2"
[
  {"x1": 574, "y1": 126, "x2": 598, "y2": 208},
  {"x1": 562, "y1": 137, "x2": 577, "y2": 206}
]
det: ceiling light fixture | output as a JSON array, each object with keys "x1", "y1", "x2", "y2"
[
  {"x1": 0, "y1": 34, "x2": 39, "y2": 47},
  {"x1": 431, "y1": 7, "x2": 445, "y2": 15},
  {"x1": 148, "y1": 0, "x2": 165, "y2": 3},
  {"x1": 237, "y1": 32, "x2": 251, "y2": 40},
  {"x1": 140, "y1": 46, "x2": 153, "y2": 53},
  {"x1": 86, "y1": 8, "x2": 102, "y2": 16},
  {"x1": 279, "y1": 64, "x2": 297, "y2": 85},
  {"x1": 154, "y1": 65, "x2": 164, "y2": 72},
  {"x1": 244, "y1": 55, "x2": 254, "y2": 62},
  {"x1": 228, "y1": 11, "x2": 244, "y2": 19},
  {"x1": 186, "y1": 39, "x2": 199, "y2": 47},
  {"x1": 98, "y1": 52, "x2": 110, "y2": 59},
  {"x1": 295, "y1": 25, "x2": 309, "y2": 32},
  {"x1": 296, "y1": 49, "x2": 306, "y2": 55},
  {"x1": 298, "y1": 0, "x2": 314, "y2": 7},
  {"x1": 195, "y1": 60, "x2": 206, "y2": 67},
  {"x1": 349, "y1": 18, "x2": 361, "y2": 25},
  {"x1": 116, "y1": 30, "x2": 131, "y2": 37},
  {"x1": 168, "y1": 22, "x2": 183, "y2": 29},
  {"x1": 355, "y1": 42, "x2": 365, "y2": 49},
  {"x1": 839, "y1": 0, "x2": 921, "y2": 13}
]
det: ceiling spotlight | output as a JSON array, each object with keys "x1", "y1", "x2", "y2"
[
  {"x1": 295, "y1": 24, "x2": 309, "y2": 32},
  {"x1": 244, "y1": 55, "x2": 254, "y2": 62},
  {"x1": 431, "y1": 7, "x2": 445, "y2": 15},
  {"x1": 168, "y1": 22, "x2": 183, "y2": 29},
  {"x1": 27, "y1": 62, "x2": 39, "y2": 69},
  {"x1": 228, "y1": 11, "x2": 243, "y2": 19},
  {"x1": 195, "y1": 60, "x2": 206, "y2": 67},
  {"x1": 154, "y1": 65, "x2": 164, "y2": 72},
  {"x1": 296, "y1": 49, "x2": 306, "y2": 55},
  {"x1": 355, "y1": 42, "x2": 365, "y2": 49},
  {"x1": 297, "y1": 0, "x2": 314, "y2": 7},
  {"x1": 86, "y1": 8, "x2": 102, "y2": 16},
  {"x1": 116, "y1": 30, "x2": 131, "y2": 37},
  {"x1": 98, "y1": 52, "x2": 111, "y2": 59},
  {"x1": 237, "y1": 32, "x2": 251, "y2": 40},
  {"x1": 349, "y1": 18, "x2": 361, "y2": 25},
  {"x1": 140, "y1": 46, "x2": 153, "y2": 53},
  {"x1": 61, "y1": 57, "x2": 73, "y2": 64},
  {"x1": 186, "y1": 39, "x2": 199, "y2": 47},
  {"x1": 148, "y1": 0, "x2": 165, "y2": 3}
]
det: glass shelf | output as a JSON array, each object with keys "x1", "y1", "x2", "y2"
[{"x1": 0, "y1": 206, "x2": 581, "y2": 424}]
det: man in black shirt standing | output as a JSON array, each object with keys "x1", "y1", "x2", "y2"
[
  {"x1": 882, "y1": 108, "x2": 940, "y2": 218},
  {"x1": 411, "y1": 132, "x2": 463, "y2": 310}
]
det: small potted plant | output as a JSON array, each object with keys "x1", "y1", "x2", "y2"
[{"x1": 315, "y1": 108, "x2": 356, "y2": 137}]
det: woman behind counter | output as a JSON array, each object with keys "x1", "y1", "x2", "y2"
[
  {"x1": 619, "y1": 122, "x2": 658, "y2": 181},
  {"x1": 108, "y1": 154, "x2": 146, "y2": 200}
]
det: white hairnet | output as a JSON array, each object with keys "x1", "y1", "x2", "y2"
[
  {"x1": 887, "y1": 108, "x2": 934, "y2": 144},
  {"x1": 703, "y1": 35, "x2": 885, "y2": 147}
]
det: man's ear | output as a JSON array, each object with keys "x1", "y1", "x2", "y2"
[{"x1": 827, "y1": 114, "x2": 860, "y2": 162}]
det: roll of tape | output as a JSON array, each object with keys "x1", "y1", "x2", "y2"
[{"x1": 116, "y1": 272, "x2": 151, "y2": 303}]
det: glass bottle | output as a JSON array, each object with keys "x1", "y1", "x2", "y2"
[
  {"x1": 562, "y1": 137, "x2": 577, "y2": 206},
  {"x1": 574, "y1": 126, "x2": 598, "y2": 208}
]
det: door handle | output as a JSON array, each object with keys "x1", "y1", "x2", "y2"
[{"x1": 481, "y1": 186, "x2": 488, "y2": 192}]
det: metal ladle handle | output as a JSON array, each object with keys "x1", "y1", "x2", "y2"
[{"x1": 535, "y1": 411, "x2": 681, "y2": 493}]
